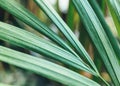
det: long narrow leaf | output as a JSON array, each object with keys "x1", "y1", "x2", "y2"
[
  {"x1": 0, "y1": 22, "x2": 97, "y2": 76},
  {"x1": 72, "y1": 0, "x2": 120, "y2": 85},
  {"x1": 34, "y1": 0, "x2": 98, "y2": 75},
  {"x1": 88, "y1": 0, "x2": 120, "y2": 61},
  {"x1": 0, "y1": 0, "x2": 78, "y2": 58},
  {"x1": 0, "y1": 46, "x2": 100, "y2": 86}
]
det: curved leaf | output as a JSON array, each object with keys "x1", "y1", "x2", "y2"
[
  {"x1": 88, "y1": 0, "x2": 120, "y2": 61},
  {"x1": 0, "y1": 46, "x2": 100, "y2": 86},
  {"x1": 34, "y1": 0, "x2": 98, "y2": 75},
  {"x1": 0, "y1": 22, "x2": 97, "y2": 76},
  {"x1": 0, "y1": 0, "x2": 77, "y2": 58},
  {"x1": 72, "y1": 0, "x2": 120, "y2": 85}
]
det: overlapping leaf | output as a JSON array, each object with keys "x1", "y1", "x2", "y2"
[
  {"x1": 0, "y1": 46, "x2": 100, "y2": 86},
  {"x1": 34, "y1": 0, "x2": 98, "y2": 74},
  {"x1": 88, "y1": 0, "x2": 120, "y2": 61},
  {"x1": 0, "y1": 0, "x2": 99, "y2": 76},
  {"x1": 72, "y1": 0, "x2": 120, "y2": 85},
  {"x1": 0, "y1": 0, "x2": 77, "y2": 57},
  {"x1": 0, "y1": 22, "x2": 97, "y2": 76}
]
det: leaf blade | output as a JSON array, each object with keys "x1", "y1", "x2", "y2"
[
  {"x1": 72, "y1": 0, "x2": 120, "y2": 85},
  {"x1": 34, "y1": 0, "x2": 98, "y2": 75},
  {"x1": 88, "y1": 0, "x2": 120, "y2": 61},
  {"x1": 0, "y1": 46, "x2": 100, "y2": 86},
  {"x1": 0, "y1": 22, "x2": 97, "y2": 76},
  {"x1": 0, "y1": 0, "x2": 77, "y2": 58}
]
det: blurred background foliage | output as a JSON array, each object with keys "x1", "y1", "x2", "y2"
[{"x1": 0, "y1": 0, "x2": 118, "y2": 86}]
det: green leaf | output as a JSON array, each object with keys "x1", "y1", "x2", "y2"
[
  {"x1": 88, "y1": 0, "x2": 120, "y2": 62},
  {"x1": 0, "y1": 46, "x2": 100, "y2": 86},
  {"x1": 0, "y1": 0, "x2": 77, "y2": 58},
  {"x1": 106, "y1": 0, "x2": 120, "y2": 36},
  {"x1": 0, "y1": 22, "x2": 97, "y2": 76},
  {"x1": 72, "y1": 0, "x2": 120, "y2": 85},
  {"x1": 34, "y1": 0, "x2": 98, "y2": 75}
]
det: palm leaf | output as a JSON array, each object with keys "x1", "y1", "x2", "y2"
[
  {"x1": 72, "y1": 0, "x2": 120, "y2": 85},
  {"x1": 34, "y1": 0, "x2": 98, "y2": 75},
  {"x1": 0, "y1": 0, "x2": 77, "y2": 57},
  {"x1": 0, "y1": 46, "x2": 100, "y2": 86},
  {"x1": 0, "y1": 22, "x2": 97, "y2": 76},
  {"x1": 88, "y1": 0, "x2": 120, "y2": 61}
]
